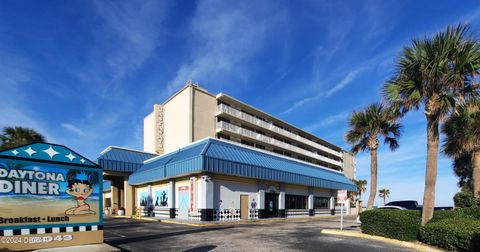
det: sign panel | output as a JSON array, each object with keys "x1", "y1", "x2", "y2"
[
  {"x1": 153, "y1": 187, "x2": 169, "y2": 207},
  {"x1": 337, "y1": 189, "x2": 348, "y2": 204},
  {"x1": 0, "y1": 143, "x2": 103, "y2": 251},
  {"x1": 189, "y1": 177, "x2": 196, "y2": 212}
]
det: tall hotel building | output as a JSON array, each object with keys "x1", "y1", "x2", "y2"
[{"x1": 100, "y1": 83, "x2": 356, "y2": 221}]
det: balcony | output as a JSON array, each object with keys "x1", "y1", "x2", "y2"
[
  {"x1": 216, "y1": 104, "x2": 343, "y2": 158},
  {"x1": 216, "y1": 121, "x2": 343, "y2": 168}
]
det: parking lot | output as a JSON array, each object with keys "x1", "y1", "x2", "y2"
[{"x1": 104, "y1": 216, "x2": 414, "y2": 252}]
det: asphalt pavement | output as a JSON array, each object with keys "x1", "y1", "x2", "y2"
[{"x1": 104, "y1": 216, "x2": 415, "y2": 252}]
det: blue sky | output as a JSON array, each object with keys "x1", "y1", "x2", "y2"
[{"x1": 1, "y1": 0, "x2": 479, "y2": 207}]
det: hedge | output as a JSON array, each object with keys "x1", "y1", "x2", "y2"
[
  {"x1": 457, "y1": 206, "x2": 480, "y2": 219},
  {"x1": 419, "y1": 218, "x2": 480, "y2": 252},
  {"x1": 429, "y1": 210, "x2": 470, "y2": 223},
  {"x1": 360, "y1": 209, "x2": 421, "y2": 241},
  {"x1": 454, "y1": 191, "x2": 479, "y2": 208}
]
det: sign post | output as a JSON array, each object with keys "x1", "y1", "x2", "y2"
[
  {"x1": 0, "y1": 143, "x2": 103, "y2": 251},
  {"x1": 337, "y1": 189, "x2": 348, "y2": 231}
]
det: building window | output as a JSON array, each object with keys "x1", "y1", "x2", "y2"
[
  {"x1": 217, "y1": 133, "x2": 230, "y2": 140},
  {"x1": 256, "y1": 129, "x2": 265, "y2": 135},
  {"x1": 285, "y1": 194, "x2": 307, "y2": 209},
  {"x1": 218, "y1": 100, "x2": 230, "y2": 106},
  {"x1": 255, "y1": 144, "x2": 265, "y2": 150},
  {"x1": 314, "y1": 197, "x2": 329, "y2": 209},
  {"x1": 273, "y1": 149, "x2": 283, "y2": 155},
  {"x1": 217, "y1": 117, "x2": 230, "y2": 123},
  {"x1": 241, "y1": 140, "x2": 254, "y2": 147}
]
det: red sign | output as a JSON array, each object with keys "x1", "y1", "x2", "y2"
[
  {"x1": 337, "y1": 190, "x2": 348, "y2": 204},
  {"x1": 178, "y1": 186, "x2": 189, "y2": 191},
  {"x1": 189, "y1": 177, "x2": 196, "y2": 212}
]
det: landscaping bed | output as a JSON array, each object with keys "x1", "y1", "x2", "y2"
[{"x1": 360, "y1": 207, "x2": 480, "y2": 251}]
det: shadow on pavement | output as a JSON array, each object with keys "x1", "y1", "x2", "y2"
[
  {"x1": 183, "y1": 245, "x2": 217, "y2": 252},
  {"x1": 106, "y1": 226, "x2": 234, "y2": 246}
]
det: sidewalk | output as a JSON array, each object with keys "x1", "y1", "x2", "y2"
[
  {"x1": 33, "y1": 243, "x2": 119, "y2": 252},
  {"x1": 111, "y1": 214, "x2": 360, "y2": 228}
]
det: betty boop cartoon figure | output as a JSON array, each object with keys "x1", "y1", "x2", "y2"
[{"x1": 65, "y1": 179, "x2": 96, "y2": 215}]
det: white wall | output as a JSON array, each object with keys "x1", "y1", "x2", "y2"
[
  {"x1": 164, "y1": 87, "x2": 192, "y2": 153},
  {"x1": 143, "y1": 111, "x2": 156, "y2": 153},
  {"x1": 214, "y1": 179, "x2": 258, "y2": 210}
]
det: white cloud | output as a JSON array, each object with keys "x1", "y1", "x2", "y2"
[
  {"x1": 167, "y1": 0, "x2": 286, "y2": 93},
  {"x1": 61, "y1": 123, "x2": 86, "y2": 137},
  {"x1": 302, "y1": 112, "x2": 350, "y2": 133},
  {"x1": 0, "y1": 52, "x2": 56, "y2": 142},
  {"x1": 281, "y1": 67, "x2": 368, "y2": 115}
]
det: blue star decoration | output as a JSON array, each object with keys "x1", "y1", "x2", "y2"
[{"x1": 0, "y1": 143, "x2": 98, "y2": 167}]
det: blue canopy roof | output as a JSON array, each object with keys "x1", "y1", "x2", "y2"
[
  {"x1": 97, "y1": 146, "x2": 158, "y2": 173},
  {"x1": 128, "y1": 138, "x2": 356, "y2": 191}
]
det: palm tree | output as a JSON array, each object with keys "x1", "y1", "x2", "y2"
[
  {"x1": 452, "y1": 151, "x2": 474, "y2": 191},
  {"x1": 353, "y1": 179, "x2": 367, "y2": 202},
  {"x1": 345, "y1": 103, "x2": 401, "y2": 209},
  {"x1": 442, "y1": 99, "x2": 480, "y2": 196},
  {"x1": 0, "y1": 126, "x2": 46, "y2": 150},
  {"x1": 378, "y1": 188, "x2": 390, "y2": 205},
  {"x1": 383, "y1": 24, "x2": 480, "y2": 225}
]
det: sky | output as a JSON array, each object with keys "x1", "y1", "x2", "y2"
[{"x1": 1, "y1": 0, "x2": 479, "y2": 207}]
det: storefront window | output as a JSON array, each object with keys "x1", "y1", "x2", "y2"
[
  {"x1": 285, "y1": 194, "x2": 307, "y2": 209},
  {"x1": 314, "y1": 197, "x2": 329, "y2": 209}
]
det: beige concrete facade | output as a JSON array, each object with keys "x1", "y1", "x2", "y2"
[
  {"x1": 124, "y1": 179, "x2": 134, "y2": 216},
  {"x1": 192, "y1": 87, "x2": 217, "y2": 141},
  {"x1": 342, "y1": 151, "x2": 356, "y2": 180},
  {"x1": 144, "y1": 82, "x2": 355, "y2": 178}
]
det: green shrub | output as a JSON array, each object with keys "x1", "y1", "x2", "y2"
[
  {"x1": 419, "y1": 218, "x2": 480, "y2": 251},
  {"x1": 454, "y1": 191, "x2": 478, "y2": 208},
  {"x1": 360, "y1": 209, "x2": 421, "y2": 241},
  {"x1": 429, "y1": 210, "x2": 467, "y2": 223},
  {"x1": 457, "y1": 206, "x2": 480, "y2": 219}
]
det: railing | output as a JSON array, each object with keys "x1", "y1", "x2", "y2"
[
  {"x1": 216, "y1": 121, "x2": 343, "y2": 167},
  {"x1": 217, "y1": 104, "x2": 343, "y2": 158}
]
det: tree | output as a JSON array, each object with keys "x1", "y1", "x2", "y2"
[
  {"x1": 442, "y1": 99, "x2": 480, "y2": 196},
  {"x1": 353, "y1": 179, "x2": 367, "y2": 202},
  {"x1": 452, "y1": 152, "x2": 474, "y2": 191},
  {"x1": 383, "y1": 24, "x2": 480, "y2": 225},
  {"x1": 0, "y1": 126, "x2": 46, "y2": 150},
  {"x1": 378, "y1": 188, "x2": 390, "y2": 205},
  {"x1": 345, "y1": 103, "x2": 401, "y2": 209}
]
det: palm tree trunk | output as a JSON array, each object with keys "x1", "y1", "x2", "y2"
[
  {"x1": 473, "y1": 150, "x2": 480, "y2": 197},
  {"x1": 367, "y1": 149, "x2": 378, "y2": 209},
  {"x1": 421, "y1": 117, "x2": 439, "y2": 226}
]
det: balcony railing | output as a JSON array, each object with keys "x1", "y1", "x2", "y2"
[
  {"x1": 217, "y1": 104, "x2": 343, "y2": 158},
  {"x1": 216, "y1": 121, "x2": 343, "y2": 167}
]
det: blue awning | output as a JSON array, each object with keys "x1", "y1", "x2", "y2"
[
  {"x1": 97, "y1": 146, "x2": 158, "y2": 173},
  {"x1": 128, "y1": 138, "x2": 356, "y2": 191}
]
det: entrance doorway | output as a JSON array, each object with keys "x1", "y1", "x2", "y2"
[
  {"x1": 178, "y1": 186, "x2": 189, "y2": 219},
  {"x1": 265, "y1": 193, "x2": 278, "y2": 218},
  {"x1": 240, "y1": 195, "x2": 249, "y2": 220}
]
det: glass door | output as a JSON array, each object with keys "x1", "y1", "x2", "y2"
[{"x1": 265, "y1": 193, "x2": 278, "y2": 217}]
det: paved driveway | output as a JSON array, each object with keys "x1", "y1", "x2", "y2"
[{"x1": 104, "y1": 216, "x2": 414, "y2": 252}]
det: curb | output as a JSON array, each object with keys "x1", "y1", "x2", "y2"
[
  {"x1": 33, "y1": 243, "x2": 120, "y2": 252},
  {"x1": 119, "y1": 215, "x2": 356, "y2": 227},
  {"x1": 321, "y1": 229, "x2": 443, "y2": 252}
]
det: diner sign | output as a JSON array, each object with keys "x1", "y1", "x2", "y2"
[{"x1": 0, "y1": 143, "x2": 103, "y2": 251}]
